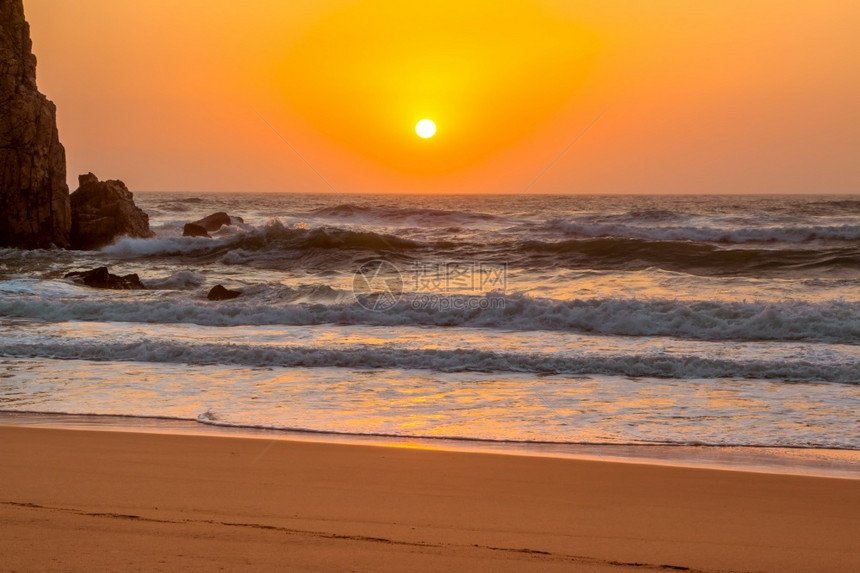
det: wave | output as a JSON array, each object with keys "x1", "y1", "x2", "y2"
[
  {"x1": 606, "y1": 209, "x2": 687, "y2": 222},
  {"x1": 542, "y1": 219, "x2": 860, "y2": 244},
  {"x1": 140, "y1": 271, "x2": 206, "y2": 290},
  {"x1": 93, "y1": 218, "x2": 860, "y2": 277},
  {"x1": 102, "y1": 219, "x2": 421, "y2": 260},
  {"x1": 0, "y1": 278, "x2": 90, "y2": 298},
  {"x1": 1, "y1": 340, "x2": 855, "y2": 383},
  {"x1": 1, "y1": 295, "x2": 857, "y2": 344},
  {"x1": 146, "y1": 197, "x2": 207, "y2": 213},
  {"x1": 311, "y1": 203, "x2": 498, "y2": 224},
  {"x1": 100, "y1": 235, "x2": 233, "y2": 257},
  {"x1": 191, "y1": 411, "x2": 860, "y2": 450},
  {"x1": 513, "y1": 237, "x2": 860, "y2": 275},
  {"x1": 803, "y1": 199, "x2": 860, "y2": 214},
  {"x1": 0, "y1": 409, "x2": 852, "y2": 451}
]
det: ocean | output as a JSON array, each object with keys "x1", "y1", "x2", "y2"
[{"x1": 1, "y1": 193, "x2": 858, "y2": 462}]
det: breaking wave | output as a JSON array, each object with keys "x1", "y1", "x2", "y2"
[
  {"x1": 141, "y1": 270, "x2": 206, "y2": 290},
  {"x1": 0, "y1": 340, "x2": 855, "y2": 383},
  {"x1": 1, "y1": 295, "x2": 857, "y2": 344},
  {"x1": 514, "y1": 237, "x2": 860, "y2": 275},
  {"x1": 101, "y1": 219, "x2": 421, "y2": 259},
  {"x1": 91, "y1": 219, "x2": 860, "y2": 277}
]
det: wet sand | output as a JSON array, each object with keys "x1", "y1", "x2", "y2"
[{"x1": 1, "y1": 426, "x2": 858, "y2": 572}]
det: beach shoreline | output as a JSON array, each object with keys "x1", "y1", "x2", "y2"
[
  {"x1": 2, "y1": 410, "x2": 858, "y2": 479},
  {"x1": 2, "y1": 425, "x2": 858, "y2": 572}
]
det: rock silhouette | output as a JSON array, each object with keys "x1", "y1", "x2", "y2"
[
  {"x1": 190, "y1": 212, "x2": 243, "y2": 233},
  {"x1": 65, "y1": 266, "x2": 145, "y2": 290},
  {"x1": 182, "y1": 223, "x2": 210, "y2": 238},
  {"x1": 0, "y1": 0, "x2": 71, "y2": 248},
  {"x1": 70, "y1": 173, "x2": 153, "y2": 250},
  {"x1": 207, "y1": 284, "x2": 241, "y2": 300}
]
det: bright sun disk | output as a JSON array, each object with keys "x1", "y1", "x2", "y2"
[{"x1": 415, "y1": 119, "x2": 436, "y2": 138}]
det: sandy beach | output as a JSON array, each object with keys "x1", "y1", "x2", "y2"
[{"x1": 1, "y1": 426, "x2": 858, "y2": 572}]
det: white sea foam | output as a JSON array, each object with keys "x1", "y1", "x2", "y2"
[
  {"x1": 0, "y1": 279, "x2": 89, "y2": 298},
  {"x1": 1, "y1": 339, "x2": 856, "y2": 383},
  {"x1": 0, "y1": 294, "x2": 857, "y2": 343},
  {"x1": 141, "y1": 271, "x2": 206, "y2": 290},
  {"x1": 100, "y1": 236, "x2": 233, "y2": 257}
]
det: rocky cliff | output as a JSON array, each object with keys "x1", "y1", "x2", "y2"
[{"x1": 0, "y1": 0, "x2": 70, "y2": 248}]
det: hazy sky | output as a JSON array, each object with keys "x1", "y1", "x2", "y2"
[{"x1": 25, "y1": 0, "x2": 860, "y2": 194}]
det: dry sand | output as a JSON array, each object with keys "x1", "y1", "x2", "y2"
[{"x1": 1, "y1": 425, "x2": 858, "y2": 572}]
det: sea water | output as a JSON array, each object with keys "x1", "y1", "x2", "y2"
[{"x1": 0, "y1": 193, "x2": 858, "y2": 460}]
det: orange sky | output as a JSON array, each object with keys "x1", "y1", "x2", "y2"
[{"x1": 25, "y1": 0, "x2": 860, "y2": 194}]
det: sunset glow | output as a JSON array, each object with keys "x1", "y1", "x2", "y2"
[{"x1": 23, "y1": 0, "x2": 860, "y2": 193}]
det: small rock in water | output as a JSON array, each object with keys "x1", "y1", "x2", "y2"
[
  {"x1": 207, "y1": 284, "x2": 241, "y2": 301},
  {"x1": 70, "y1": 173, "x2": 153, "y2": 250},
  {"x1": 65, "y1": 266, "x2": 145, "y2": 290},
  {"x1": 190, "y1": 212, "x2": 242, "y2": 233},
  {"x1": 182, "y1": 223, "x2": 211, "y2": 238}
]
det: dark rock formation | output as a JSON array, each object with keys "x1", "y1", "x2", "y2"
[
  {"x1": 207, "y1": 284, "x2": 241, "y2": 301},
  {"x1": 65, "y1": 266, "x2": 145, "y2": 290},
  {"x1": 190, "y1": 212, "x2": 243, "y2": 233},
  {"x1": 182, "y1": 223, "x2": 210, "y2": 238},
  {"x1": 0, "y1": 0, "x2": 71, "y2": 248},
  {"x1": 70, "y1": 173, "x2": 153, "y2": 249}
]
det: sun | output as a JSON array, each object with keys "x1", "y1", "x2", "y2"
[{"x1": 415, "y1": 119, "x2": 436, "y2": 138}]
